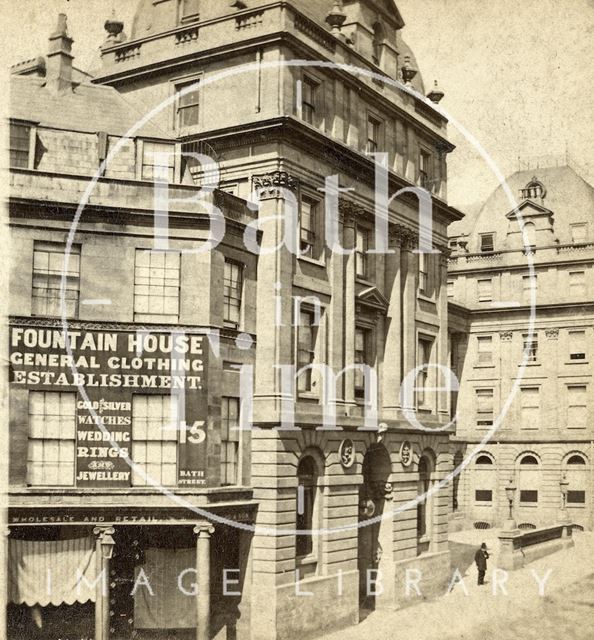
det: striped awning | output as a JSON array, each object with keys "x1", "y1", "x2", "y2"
[{"x1": 8, "y1": 537, "x2": 97, "y2": 607}]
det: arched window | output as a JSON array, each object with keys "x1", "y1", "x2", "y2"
[
  {"x1": 518, "y1": 454, "x2": 539, "y2": 504},
  {"x1": 417, "y1": 454, "x2": 433, "y2": 555},
  {"x1": 474, "y1": 455, "x2": 495, "y2": 503},
  {"x1": 296, "y1": 456, "x2": 320, "y2": 566},
  {"x1": 565, "y1": 454, "x2": 587, "y2": 505},
  {"x1": 523, "y1": 222, "x2": 536, "y2": 248}
]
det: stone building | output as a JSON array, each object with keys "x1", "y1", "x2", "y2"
[
  {"x1": 448, "y1": 163, "x2": 594, "y2": 533},
  {"x1": 5, "y1": 2, "x2": 463, "y2": 639}
]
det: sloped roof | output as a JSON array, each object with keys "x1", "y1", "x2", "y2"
[
  {"x1": 450, "y1": 165, "x2": 594, "y2": 245},
  {"x1": 9, "y1": 74, "x2": 169, "y2": 139}
]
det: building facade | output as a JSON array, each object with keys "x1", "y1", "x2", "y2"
[
  {"x1": 6, "y1": 2, "x2": 463, "y2": 639},
  {"x1": 448, "y1": 164, "x2": 594, "y2": 533}
]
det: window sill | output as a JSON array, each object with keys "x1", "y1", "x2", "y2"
[
  {"x1": 565, "y1": 360, "x2": 589, "y2": 365},
  {"x1": 298, "y1": 392, "x2": 320, "y2": 402},
  {"x1": 417, "y1": 293, "x2": 436, "y2": 304},
  {"x1": 518, "y1": 503, "x2": 538, "y2": 508},
  {"x1": 567, "y1": 504, "x2": 586, "y2": 509},
  {"x1": 474, "y1": 363, "x2": 495, "y2": 369},
  {"x1": 519, "y1": 362, "x2": 541, "y2": 367},
  {"x1": 474, "y1": 502, "x2": 493, "y2": 507},
  {"x1": 298, "y1": 255, "x2": 326, "y2": 268},
  {"x1": 356, "y1": 276, "x2": 375, "y2": 287}
]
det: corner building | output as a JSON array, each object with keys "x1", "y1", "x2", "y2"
[
  {"x1": 448, "y1": 164, "x2": 594, "y2": 533},
  {"x1": 6, "y1": 2, "x2": 463, "y2": 639}
]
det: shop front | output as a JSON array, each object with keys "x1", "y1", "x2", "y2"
[{"x1": 7, "y1": 506, "x2": 256, "y2": 640}]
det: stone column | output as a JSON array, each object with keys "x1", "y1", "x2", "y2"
[
  {"x1": 437, "y1": 253, "x2": 450, "y2": 420},
  {"x1": 0, "y1": 527, "x2": 9, "y2": 639},
  {"x1": 251, "y1": 171, "x2": 299, "y2": 422},
  {"x1": 341, "y1": 203, "x2": 357, "y2": 410},
  {"x1": 401, "y1": 234, "x2": 418, "y2": 410},
  {"x1": 93, "y1": 526, "x2": 115, "y2": 640},
  {"x1": 194, "y1": 523, "x2": 215, "y2": 640},
  {"x1": 382, "y1": 228, "x2": 402, "y2": 418}
]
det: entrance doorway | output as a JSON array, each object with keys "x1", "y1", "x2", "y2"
[{"x1": 357, "y1": 443, "x2": 392, "y2": 615}]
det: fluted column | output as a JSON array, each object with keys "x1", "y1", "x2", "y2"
[
  {"x1": 401, "y1": 233, "x2": 418, "y2": 410},
  {"x1": 93, "y1": 526, "x2": 115, "y2": 640},
  {"x1": 382, "y1": 228, "x2": 403, "y2": 417},
  {"x1": 194, "y1": 523, "x2": 215, "y2": 640},
  {"x1": 341, "y1": 202, "x2": 357, "y2": 409}
]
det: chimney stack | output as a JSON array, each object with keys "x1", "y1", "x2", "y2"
[{"x1": 46, "y1": 14, "x2": 74, "y2": 93}]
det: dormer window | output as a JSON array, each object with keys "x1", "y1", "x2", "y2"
[
  {"x1": 480, "y1": 233, "x2": 494, "y2": 253},
  {"x1": 10, "y1": 123, "x2": 32, "y2": 169},
  {"x1": 520, "y1": 178, "x2": 546, "y2": 200}
]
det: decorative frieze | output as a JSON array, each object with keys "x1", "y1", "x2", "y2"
[
  {"x1": 500, "y1": 331, "x2": 513, "y2": 341},
  {"x1": 545, "y1": 328, "x2": 559, "y2": 340}
]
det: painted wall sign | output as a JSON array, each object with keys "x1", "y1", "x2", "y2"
[
  {"x1": 400, "y1": 440, "x2": 413, "y2": 467},
  {"x1": 9, "y1": 325, "x2": 209, "y2": 488}
]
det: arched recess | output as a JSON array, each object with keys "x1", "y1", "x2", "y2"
[
  {"x1": 358, "y1": 443, "x2": 392, "y2": 613},
  {"x1": 563, "y1": 452, "x2": 588, "y2": 507},
  {"x1": 417, "y1": 448, "x2": 436, "y2": 556},
  {"x1": 295, "y1": 447, "x2": 325, "y2": 578},
  {"x1": 372, "y1": 21, "x2": 386, "y2": 66},
  {"x1": 516, "y1": 452, "x2": 540, "y2": 506},
  {"x1": 452, "y1": 450, "x2": 464, "y2": 512},
  {"x1": 473, "y1": 453, "x2": 496, "y2": 507}
]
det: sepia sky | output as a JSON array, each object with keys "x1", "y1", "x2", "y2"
[{"x1": 2, "y1": 0, "x2": 593, "y2": 211}]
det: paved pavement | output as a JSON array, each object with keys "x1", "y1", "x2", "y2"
[{"x1": 325, "y1": 530, "x2": 594, "y2": 640}]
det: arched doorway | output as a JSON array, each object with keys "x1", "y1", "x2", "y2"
[{"x1": 358, "y1": 443, "x2": 392, "y2": 614}]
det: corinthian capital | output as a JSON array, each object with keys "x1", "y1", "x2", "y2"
[{"x1": 252, "y1": 171, "x2": 299, "y2": 200}]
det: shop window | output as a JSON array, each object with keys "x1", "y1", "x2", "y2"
[
  {"x1": 568, "y1": 330, "x2": 586, "y2": 361},
  {"x1": 570, "y1": 223, "x2": 587, "y2": 244},
  {"x1": 355, "y1": 226, "x2": 370, "y2": 279},
  {"x1": 366, "y1": 115, "x2": 382, "y2": 154},
  {"x1": 10, "y1": 123, "x2": 31, "y2": 168},
  {"x1": 141, "y1": 141, "x2": 175, "y2": 182},
  {"x1": 419, "y1": 149, "x2": 432, "y2": 189},
  {"x1": 520, "y1": 387, "x2": 540, "y2": 427},
  {"x1": 477, "y1": 335, "x2": 493, "y2": 365},
  {"x1": 416, "y1": 337, "x2": 433, "y2": 406},
  {"x1": 569, "y1": 271, "x2": 586, "y2": 297},
  {"x1": 221, "y1": 397, "x2": 240, "y2": 486},
  {"x1": 296, "y1": 455, "x2": 320, "y2": 566},
  {"x1": 32, "y1": 241, "x2": 80, "y2": 318},
  {"x1": 176, "y1": 80, "x2": 200, "y2": 128},
  {"x1": 223, "y1": 259, "x2": 243, "y2": 329},
  {"x1": 300, "y1": 76, "x2": 319, "y2": 125},
  {"x1": 132, "y1": 395, "x2": 178, "y2": 487},
  {"x1": 27, "y1": 391, "x2": 75, "y2": 486},
  {"x1": 566, "y1": 454, "x2": 587, "y2": 504},
  {"x1": 300, "y1": 195, "x2": 323, "y2": 260},
  {"x1": 518, "y1": 454, "x2": 539, "y2": 504},
  {"x1": 522, "y1": 333, "x2": 538, "y2": 362},
  {"x1": 480, "y1": 233, "x2": 494, "y2": 253},
  {"x1": 354, "y1": 327, "x2": 373, "y2": 400},
  {"x1": 476, "y1": 388, "x2": 494, "y2": 426},
  {"x1": 477, "y1": 278, "x2": 493, "y2": 302},
  {"x1": 297, "y1": 309, "x2": 317, "y2": 393},
  {"x1": 134, "y1": 250, "x2": 180, "y2": 323},
  {"x1": 567, "y1": 385, "x2": 587, "y2": 429}
]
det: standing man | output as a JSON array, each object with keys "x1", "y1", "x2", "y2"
[{"x1": 474, "y1": 542, "x2": 489, "y2": 585}]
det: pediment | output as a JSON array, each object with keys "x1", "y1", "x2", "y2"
[
  {"x1": 505, "y1": 199, "x2": 554, "y2": 221},
  {"x1": 356, "y1": 286, "x2": 389, "y2": 313}
]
